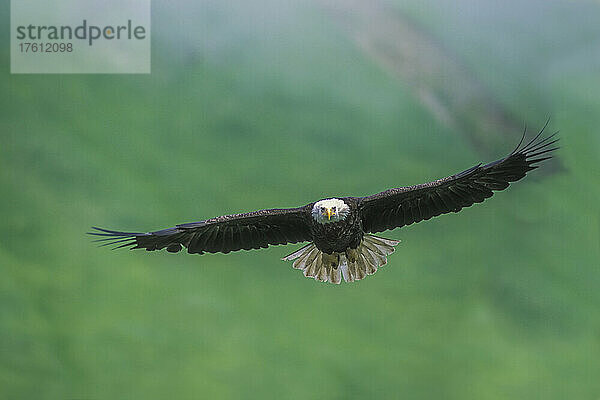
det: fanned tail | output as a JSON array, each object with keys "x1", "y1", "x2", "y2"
[{"x1": 282, "y1": 235, "x2": 400, "y2": 284}]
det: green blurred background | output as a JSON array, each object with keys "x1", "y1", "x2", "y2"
[{"x1": 2, "y1": 0, "x2": 600, "y2": 398}]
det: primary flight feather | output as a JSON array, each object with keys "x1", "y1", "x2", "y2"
[{"x1": 90, "y1": 124, "x2": 558, "y2": 284}]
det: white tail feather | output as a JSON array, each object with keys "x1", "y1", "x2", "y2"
[{"x1": 282, "y1": 235, "x2": 400, "y2": 284}]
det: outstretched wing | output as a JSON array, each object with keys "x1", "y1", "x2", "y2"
[
  {"x1": 89, "y1": 206, "x2": 312, "y2": 254},
  {"x1": 358, "y1": 125, "x2": 559, "y2": 233}
]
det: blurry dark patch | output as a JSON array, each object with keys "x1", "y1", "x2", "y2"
[
  {"x1": 319, "y1": 0, "x2": 562, "y2": 174},
  {"x1": 483, "y1": 276, "x2": 574, "y2": 336},
  {"x1": 211, "y1": 117, "x2": 256, "y2": 140}
]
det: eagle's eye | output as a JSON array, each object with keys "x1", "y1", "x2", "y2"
[{"x1": 332, "y1": 206, "x2": 337, "y2": 212}]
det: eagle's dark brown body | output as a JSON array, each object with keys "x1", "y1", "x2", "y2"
[{"x1": 310, "y1": 198, "x2": 363, "y2": 254}]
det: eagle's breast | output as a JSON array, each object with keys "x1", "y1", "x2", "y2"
[{"x1": 310, "y1": 198, "x2": 362, "y2": 254}]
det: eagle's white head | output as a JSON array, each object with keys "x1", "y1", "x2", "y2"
[{"x1": 311, "y1": 198, "x2": 350, "y2": 224}]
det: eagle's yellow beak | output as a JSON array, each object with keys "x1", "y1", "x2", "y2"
[{"x1": 326, "y1": 208, "x2": 333, "y2": 220}]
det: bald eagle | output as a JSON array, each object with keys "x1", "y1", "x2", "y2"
[{"x1": 90, "y1": 126, "x2": 558, "y2": 284}]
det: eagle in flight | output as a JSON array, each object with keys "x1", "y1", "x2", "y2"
[{"x1": 91, "y1": 125, "x2": 558, "y2": 284}]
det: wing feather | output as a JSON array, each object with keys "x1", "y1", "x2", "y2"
[
  {"x1": 359, "y1": 125, "x2": 559, "y2": 233},
  {"x1": 89, "y1": 206, "x2": 312, "y2": 255}
]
